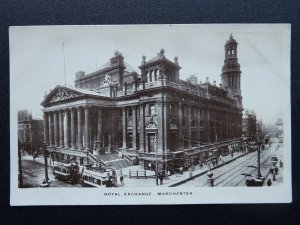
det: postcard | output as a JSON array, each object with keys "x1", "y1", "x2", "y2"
[{"x1": 10, "y1": 24, "x2": 291, "y2": 205}]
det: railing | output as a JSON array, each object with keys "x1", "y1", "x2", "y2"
[
  {"x1": 128, "y1": 169, "x2": 155, "y2": 179},
  {"x1": 87, "y1": 152, "x2": 108, "y2": 167},
  {"x1": 114, "y1": 79, "x2": 237, "y2": 106},
  {"x1": 123, "y1": 154, "x2": 133, "y2": 163}
]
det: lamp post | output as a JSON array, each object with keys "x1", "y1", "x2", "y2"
[
  {"x1": 155, "y1": 132, "x2": 159, "y2": 186},
  {"x1": 256, "y1": 139, "x2": 262, "y2": 179},
  {"x1": 18, "y1": 140, "x2": 23, "y2": 188},
  {"x1": 207, "y1": 164, "x2": 214, "y2": 187},
  {"x1": 43, "y1": 142, "x2": 49, "y2": 183}
]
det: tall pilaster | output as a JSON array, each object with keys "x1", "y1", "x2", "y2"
[
  {"x1": 132, "y1": 105, "x2": 137, "y2": 149},
  {"x1": 122, "y1": 107, "x2": 127, "y2": 149},
  {"x1": 197, "y1": 107, "x2": 201, "y2": 144},
  {"x1": 187, "y1": 105, "x2": 192, "y2": 149},
  {"x1": 139, "y1": 104, "x2": 145, "y2": 152},
  {"x1": 157, "y1": 101, "x2": 164, "y2": 152},
  {"x1": 206, "y1": 110, "x2": 211, "y2": 143},
  {"x1": 163, "y1": 101, "x2": 168, "y2": 152},
  {"x1": 178, "y1": 102, "x2": 183, "y2": 150}
]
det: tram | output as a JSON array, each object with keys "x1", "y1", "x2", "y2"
[
  {"x1": 81, "y1": 165, "x2": 117, "y2": 188},
  {"x1": 53, "y1": 160, "x2": 81, "y2": 184}
]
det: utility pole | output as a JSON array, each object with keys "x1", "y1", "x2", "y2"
[
  {"x1": 155, "y1": 132, "x2": 159, "y2": 185},
  {"x1": 43, "y1": 143, "x2": 49, "y2": 182},
  {"x1": 257, "y1": 139, "x2": 262, "y2": 178},
  {"x1": 18, "y1": 141, "x2": 23, "y2": 188}
]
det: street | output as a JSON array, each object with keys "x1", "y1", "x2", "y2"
[
  {"x1": 21, "y1": 156, "x2": 82, "y2": 188},
  {"x1": 20, "y1": 138, "x2": 284, "y2": 188},
  {"x1": 180, "y1": 138, "x2": 283, "y2": 187}
]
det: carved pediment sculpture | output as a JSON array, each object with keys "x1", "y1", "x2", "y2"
[
  {"x1": 145, "y1": 117, "x2": 158, "y2": 129},
  {"x1": 48, "y1": 87, "x2": 81, "y2": 103},
  {"x1": 100, "y1": 74, "x2": 113, "y2": 87},
  {"x1": 169, "y1": 118, "x2": 178, "y2": 129}
]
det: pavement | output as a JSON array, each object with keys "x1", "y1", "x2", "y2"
[{"x1": 116, "y1": 151, "x2": 248, "y2": 187}]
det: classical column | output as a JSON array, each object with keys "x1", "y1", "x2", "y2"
[
  {"x1": 77, "y1": 107, "x2": 83, "y2": 150},
  {"x1": 132, "y1": 105, "x2": 137, "y2": 149},
  {"x1": 178, "y1": 102, "x2": 183, "y2": 150},
  {"x1": 70, "y1": 108, "x2": 76, "y2": 149},
  {"x1": 139, "y1": 104, "x2": 145, "y2": 152},
  {"x1": 187, "y1": 105, "x2": 192, "y2": 149},
  {"x1": 53, "y1": 111, "x2": 59, "y2": 147},
  {"x1": 48, "y1": 112, "x2": 54, "y2": 146},
  {"x1": 59, "y1": 110, "x2": 64, "y2": 148},
  {"x1": 64, "y1": 109, "x2": 70, "y2": 148},
  {"x1": 122, "y1": 107, "x2": 127, "y2": 149},
  {"x1": 43, "y1": 112, "x2": 49, "y2": 145},
  {"x1": 84, "y1": 107, "x2": 91, "y2": 150}
]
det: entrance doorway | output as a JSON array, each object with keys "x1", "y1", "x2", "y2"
[{"x1": 146, "y1": 133, "x2": 155, "y2": 153}]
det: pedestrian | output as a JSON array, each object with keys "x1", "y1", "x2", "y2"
[
  {"x1": 219, "y1": 155, "x2": 223, "y2": 164},
  {"x1": 275, "y1": 167, "x2": 278, "y2": 175},
  {"x1": 267, "y1": 179, "x2": 272, "y2": 186},
  {"x1": 159, "y1": 173, "x2": 163, "y2": 185},
  {"x1": 120, "y1": 175, "x2": 124, "y2": 186}
]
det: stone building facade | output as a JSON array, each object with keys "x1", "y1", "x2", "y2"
[
  {"x1": 18, "y1": 113, "x2": 44, "y2": 155},
  {"x1": 41, "y1": 35, "x2": 243, "y2": 172}
]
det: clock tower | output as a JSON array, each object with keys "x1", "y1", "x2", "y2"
[{"x1": 221, "y1": 34, "x2": 242, "y2": 106}]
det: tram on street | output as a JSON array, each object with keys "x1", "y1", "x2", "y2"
[
  {"x1": 81, "y1": 165, "x2": 117, "y2": 188},
  {"x1": 53, "y1": 160, "x2": 81, "y2": 184}
]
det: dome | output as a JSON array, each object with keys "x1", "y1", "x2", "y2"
[{"x1": 226, "y1": 34, "x2": 237, "y2": 45}]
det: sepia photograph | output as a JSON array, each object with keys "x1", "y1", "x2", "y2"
[{"x1": 10, "y1": 24, "x2": 291, "y2": 205}]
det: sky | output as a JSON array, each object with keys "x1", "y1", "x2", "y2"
[{"x1": 10, "y1": 24, "x2": 290, "y2": 124}]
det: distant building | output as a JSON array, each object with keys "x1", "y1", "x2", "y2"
[
  {"x1": 242, "y1": 110, "x2": 256, "y2": 140},
  {"x1": 41, "y1": 35, "x2": 243, "y2": 171},
  {"x1": 266, "y1": 118, "x2": 284, "y2": 139},
  {"x1": 256, "y1": 119, "x2": 265, "y2": 137},
  {"x1": 18, "y1": 112, "x2": 44, "y2": 155}
]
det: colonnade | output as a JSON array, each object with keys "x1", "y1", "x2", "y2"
[{"x1": 44, "y1": 107, "x2": 95, "y2": 151}]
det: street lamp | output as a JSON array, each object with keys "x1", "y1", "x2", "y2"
[
  {"x1": 43, "y1": 142, "x2": 49, "y2": 183},
  {"x1": 256, "y1": 139, "x2": 262, "y2": 179},
  {"x1": 18, "y1": 140, "x2": 23, "y2": 188},
  {"x1": 207, "y1": 164, "x2": 214, "y2": 187}
]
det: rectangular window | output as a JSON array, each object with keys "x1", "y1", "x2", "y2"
[
  {"x1": 128, "y1": 107, "x2": 132, "y2": 117},
  {"x1": 149, "y1": 104, "x2": 155, "y2": 115}
]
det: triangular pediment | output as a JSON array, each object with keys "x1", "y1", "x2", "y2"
[{"x1": 41, "y1": 86, "x2": 83, "y2": 106}]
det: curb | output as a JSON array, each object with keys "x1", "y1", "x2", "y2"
[{"x1": 169, "y1": 152, "x2": 250, "y2": 187}]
